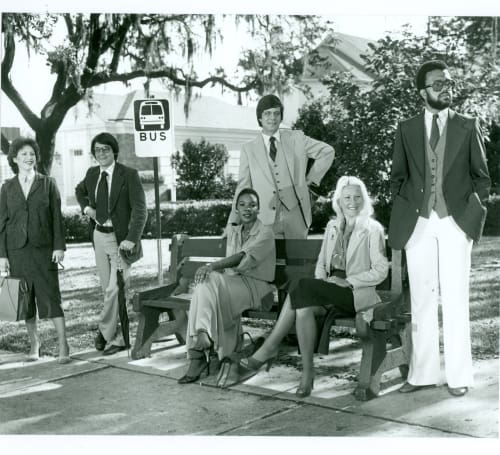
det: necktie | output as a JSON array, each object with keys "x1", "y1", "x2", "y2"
[
  {"x1": 430, "y1": 114, "x2": 440, "y2": 151},
  {"x1": 269, "y1": 136, "x2": 277, "y2": 162},
  {"x1": 96, "y1": 171, "x2": 109, "y2": 225}
]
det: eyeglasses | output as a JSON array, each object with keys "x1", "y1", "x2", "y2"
[
  {"x1": 261, "y1": 110, "x2": 282, "y2": 118},
  {"x1": 425, "y1": 79, "x2": 456, "y2": 92},
  {"x1": 94, "y1": 145, "x2": 113, "y2": 154}
]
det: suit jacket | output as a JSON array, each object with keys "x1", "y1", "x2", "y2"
[
  {"x1": 315, "y1": 217, "x2": 388, "y2": 312},
  {"x1": 0, "y1": 173, "x2": 66, "y2": 256},
  {"x1": 227, "y1": 129, "x2": 334, "y2": 228},
  {"x1": 388, "y1": 110, "x2": 491, "y2": 249},
  {"x1": 75, "y1": 162, "x2": 147, "y2": 264}
]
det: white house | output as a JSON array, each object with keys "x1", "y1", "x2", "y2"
[{"x1": 54, "y1": 91, "x2": 261, "y2": 206}]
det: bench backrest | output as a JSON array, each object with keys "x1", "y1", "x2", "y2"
[
  {"x1": 169, "y1": 235, "x2": 322, "y2": 288},
  {"x1": 168, "y1": 234, "x2": 404, "y2": 296}
]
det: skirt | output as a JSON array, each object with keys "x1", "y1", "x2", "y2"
[
  {"x1": 289, "y1": 277, "x2": 355, "y2": 317},
  {"x1": 187, "y1": 271, "x2": 274, "y2": 359},
  {"x1": 8, "y1": 243, "x2": 64, "y2": 320}
]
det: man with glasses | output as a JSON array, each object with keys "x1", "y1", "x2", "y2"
[
  {"x1": 227, "y1": 94, "x2": 334, "y2": 239},
  {"x1": 388, "y1": 60, "x2": 490, "y2": 396},
  {"x1": 76, "y1": 132, "x2": 147, "y2": 355}
]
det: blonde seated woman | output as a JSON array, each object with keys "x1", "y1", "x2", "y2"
[
  {"x1": 239, "y1": 176, "x2": 389, "y2": 397},
  {"x1": 178, "y1": 188, "x2": 276, "y2": 384}
]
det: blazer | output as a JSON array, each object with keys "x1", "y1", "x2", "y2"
[
  {"x1": 0, "y1": 173, "x2": 66, "y2": 256},
  {"x1": 227, "y1": 129, "x2": 334, "y2": 227},
  {"x1": 315, "y1": 217, "x2": 389, "y2": 312},
  {"x1": 75, "y1": 162, "x2": 147, "y2": 264},
  {"x1": 389, "y1": 110, "x2": 491, "y2": 249}
]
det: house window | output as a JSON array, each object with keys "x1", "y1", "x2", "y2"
[{"x1": 72, "y1": 149, "x2": 83, "y2": 156}]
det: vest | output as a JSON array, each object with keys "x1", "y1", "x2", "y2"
[
  {"x1": 268, "y1": 140, "x2": 298, "y2": 211},
  {"x1": 421, "y1": 121, "x2": 449, "y2": 218}
]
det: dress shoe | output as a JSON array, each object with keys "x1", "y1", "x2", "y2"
[
  {"x1": 102, "y1": 345, "x2": 126, "y2": 356},
  {"x1": 399, "y1": 382, "x2": 435, "y2": 393},
  {"x1": 448, "y1": 386, "x2": 468, "y2": 397},
  {"x1": 94, "y1": 331, "x2": 106, "y2": 351}
]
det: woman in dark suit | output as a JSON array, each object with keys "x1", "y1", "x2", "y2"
[
  {"x1": 239, "y1": 176, "x2": 389, "y2": 397},
  {"x1": 0, "y1": 137, "x2": 70, "y2": 363}
]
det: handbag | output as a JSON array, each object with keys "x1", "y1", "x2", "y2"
[{"x1": 0, "y1": 276, "x2": 30, "y2": 322}]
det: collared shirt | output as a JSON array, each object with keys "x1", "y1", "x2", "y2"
[
  {"x1": 18, "y1": 170, "x2": 36, "y2": 198},
  {"x1": 424, "y1": 108, "x2": 448, "y2": 141},
  {"x1": 261, "y1": 130, "x2": 281, "y2": 166},
  {"x1": 92, "y1": 161, "x2": 115, "y2": 227}
]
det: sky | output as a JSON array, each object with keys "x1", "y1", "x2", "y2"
[{"x1": 0, "y1": 0, "x2": 499, "y2": 131}]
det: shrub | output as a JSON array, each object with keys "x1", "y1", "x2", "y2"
[
  {"x1": 484, "y1": 195, "x2": 500, "y2": 236},
  {"x1": 63, "y1": 195, "x2": 500, "y2": 242},
  {"x1": 138, "y1": 170, "x2": 164, "y2": 184},
  {"x1": 64, "y1": 209, "x2": 90, "y2": 243},
  {"x1": 144, "y1": 200, "x2": 232, "y2": 238}
]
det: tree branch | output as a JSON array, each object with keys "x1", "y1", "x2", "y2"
[
  {"x1": 1, "y1": 27, "x2": 41, "y2": 130},
  {"x1": 85, "y1": 67, "x2": 258, "y2": 93}
]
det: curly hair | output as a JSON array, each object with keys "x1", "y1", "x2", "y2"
[
  {"x1": 415, "y1": 60, "x2": 449, "y2": 91},
  {"x1": 7, "y1": 137, "x2": 40, "y2": 174}
]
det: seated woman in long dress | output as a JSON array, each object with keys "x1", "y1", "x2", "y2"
[
  {"x1": 178, "y1": 188, "x2": 276, "y2": 384},
  {"x1": 239, "y1": 176, "x2": 389, "y2": 397}
]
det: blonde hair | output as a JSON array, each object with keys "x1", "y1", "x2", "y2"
[{"x1": 331, "y1": 176, "x2": 374, "y2": 223}]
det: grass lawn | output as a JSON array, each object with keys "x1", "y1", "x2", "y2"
[{"x1": 1, "y1": 237, "x2": 498, "y2": 361}]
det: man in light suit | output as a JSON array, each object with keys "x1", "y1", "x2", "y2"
[
  {"x1": 388, "y1": 60, "x2": 490, "y2": 396},
  {"x1": 76, "y1": 132, "x2": 147, "y2": 355},
  {"x1": 227, "y1": 94, "x2": 334, "y2": 239}
]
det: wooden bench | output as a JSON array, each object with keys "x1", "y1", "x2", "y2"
[{"x1": 131, "y1": 234, "x2": 411, "y2": 400}]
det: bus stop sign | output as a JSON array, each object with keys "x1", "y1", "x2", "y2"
[{"x1": 133, "y1": 98, "x2": 174, "y2": 157}]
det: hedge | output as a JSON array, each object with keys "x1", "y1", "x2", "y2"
[{"x1": 63, "y1": 196, "x2": 500, "y2": 242}]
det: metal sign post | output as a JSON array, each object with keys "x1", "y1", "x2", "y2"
[{"x1": 133, "y1": 98, "x2": 175, "y2": 285}]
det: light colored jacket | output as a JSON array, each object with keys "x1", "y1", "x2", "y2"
[
  {"x1": 228, "y1": 129, "x2": 334, "y2": 228},
  {"x1": 315, "y1": 217, "x2": 389, "y2": 311}
]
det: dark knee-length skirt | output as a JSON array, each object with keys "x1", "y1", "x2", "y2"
[
  {"x1": 289, "y1": 277, "x2": 355, "y2": 317},
  {"x1": 8, "y1": 243, "x2": 63, "y2": 319}
]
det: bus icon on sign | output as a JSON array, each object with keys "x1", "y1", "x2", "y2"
[{"x1": 133, "y1": 99, "x2": 170, "y2": 131}]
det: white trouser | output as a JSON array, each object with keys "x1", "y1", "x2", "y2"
[{"x1": 405, "y1": 211, "x2": 473, "y2": 388}]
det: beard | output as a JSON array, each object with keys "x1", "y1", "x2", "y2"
[{"x1": 427, "y1": 94, "x2": 452, "y2": 110}]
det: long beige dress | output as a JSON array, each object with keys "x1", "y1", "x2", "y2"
[{"x1": 186, "y1": 220, "x2": 275, "y2": 359}]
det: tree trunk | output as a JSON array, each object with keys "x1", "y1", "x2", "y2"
[{"x1": 35, "y1": 128, "x2": 56, "y2": 176}]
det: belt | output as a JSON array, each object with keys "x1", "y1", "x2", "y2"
[{"x1": 95, "y1": 225, "x2": 114, "y2": 233}]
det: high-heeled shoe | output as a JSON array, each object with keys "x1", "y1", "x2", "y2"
[
  {"x1": 26, "y1": 346, "x2": 41, "y2": 362},
  {"x1": 239, "y1": 355, "x2": 276, "y2": 373},
  {"x1": 295, "y1": 377, "x2": 314, "y2": 398},
  {"x1": 58, "y1": 343, "x2": 71, "y2": 364},
  {"x1": 238, "y1": 354, "x2": 276, "y2": 382},
  {"x1": 178, "y1": 348, "x2": 210, "y2": 384}
]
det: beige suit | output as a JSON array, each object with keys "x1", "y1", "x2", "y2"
[
  {"x1": 315, "y1": 217, "x2": 388, "y2": 312},
  {"x1": 228, "y1": 129, "x2": 334, "y2": 238}
]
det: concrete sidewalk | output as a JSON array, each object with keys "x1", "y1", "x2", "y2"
[{"x1": 1, "y1": 334, "x2": 498, "y2": 439}]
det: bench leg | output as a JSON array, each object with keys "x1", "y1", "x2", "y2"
[
  {"x1": 397, "y1": 322, "x2": 411, "y2": 379},
  {"x1": 131, "y1": 306, "x2": 163, "y2": 360},
  {"x1": 132, "y1": 308, "x2": 188, "y2": 360},
  {"x1": 354, "y1": 322, "x2": 412, "y2": 399},
  {"x1": 354, "y1": 330, "x2": 387, "y2": 401}
]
